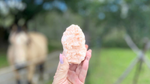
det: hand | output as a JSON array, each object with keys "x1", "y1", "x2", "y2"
[{"x1": 52, "y1": 45, "x2": 92, "y2": 84}]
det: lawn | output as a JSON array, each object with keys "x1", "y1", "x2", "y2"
[
  {"x1": 86, "y1": 48, "x2": 150, "y2": 84},
  {"x1": 0, "y1": 52, "x2": 9, "y2": 68}
]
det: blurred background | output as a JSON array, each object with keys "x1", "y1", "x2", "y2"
[{"x1": 1, "y1": 0, "x2": 150, "y2": 84}]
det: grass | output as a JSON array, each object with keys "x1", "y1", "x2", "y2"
[
  {"x1": 87, "y1": 48, "x2": 150, "y2": 84},
  {"x1": 0, "y1": 52, "x2": 8, "y2": 68}
]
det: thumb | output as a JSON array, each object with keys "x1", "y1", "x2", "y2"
[{"x1": 53, "y1": 54, "x2": 69, "y2": 84}]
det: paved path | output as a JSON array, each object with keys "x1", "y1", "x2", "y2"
[{"x1": 0, "y1": 51, "x2": 61, "y2": 84}]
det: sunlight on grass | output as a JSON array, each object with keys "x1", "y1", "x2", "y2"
[{"x1": 87, "y1": 48, "x2": 150, "y2": 84}]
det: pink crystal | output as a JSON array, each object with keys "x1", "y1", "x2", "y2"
[{"x1": 61, "y1": 24, "x2": 86, "y2": 64}]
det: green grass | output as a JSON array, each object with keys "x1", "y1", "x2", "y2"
[
  {"x1": 87, "y1": 48, "x2": 150, "y2": 84},
  {"x1": 45, "y1": 80, "x2": 53, "y2": 84},
  {"x1": 0, "y1": 52, "x2": 8, "y2": 68}
]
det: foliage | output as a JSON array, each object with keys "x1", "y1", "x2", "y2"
[
  {"x1": 48, "y1": 40, "x2": 62, "y2": 52},
  {"x1": 1, "y1": 0, "x2": 150, "y2": 48}
]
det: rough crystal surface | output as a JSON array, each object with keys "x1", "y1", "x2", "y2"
[{"x1": 61, "y1": 24, "x2": 86, "y2": 64}]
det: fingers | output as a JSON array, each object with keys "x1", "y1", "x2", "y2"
[
  {"x1": 86, "y1": 49, "x2": 92, "y2": 60},
  {"x1": 69, "y1": 64, "x2": 78, "y2": 71},
  {"x1": 52, "y1": 54, "x2": 69, "y2": 84},
  {"x1": 79, "y1": 49, "x2": 92, "y2": 83},
  {"x1": 76, "y1": 62, "x2": 83, "y2": 75},
  {"x1": 68, "y1": 70, "x2": 83, "y2": 84},
  {"x1": 85, "y1": 44, "x2": 88, "y2": 50},
  {"x1": 76, "y1": 49, "x2": 92, "y2": 75}
]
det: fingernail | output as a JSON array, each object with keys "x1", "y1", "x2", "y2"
[
  {"x1": 60, "y1": 54, "x2": 63, "y2": 64},
  {"x1": 85, "y1": 44, "x2": 88, "y2": 48},
  {"x1": 89, "y1": 49, "x2": 92, "y2": 53}
]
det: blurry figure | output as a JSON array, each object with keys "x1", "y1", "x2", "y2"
[{"x1": 7, "y1": 24, "x2": 48, "y2": 84}]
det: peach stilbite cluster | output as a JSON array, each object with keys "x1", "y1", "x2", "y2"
[{"x1": 61, "y1": 24, "x2": 86, "y2": 64}]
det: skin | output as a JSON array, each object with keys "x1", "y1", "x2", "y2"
[{"x1": 53, "y1": 45, "x2": 92, "y2": 84}]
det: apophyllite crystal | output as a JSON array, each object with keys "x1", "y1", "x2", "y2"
[{"x1": 61, "y1": 24, "x2": 86, "y2": 64}]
